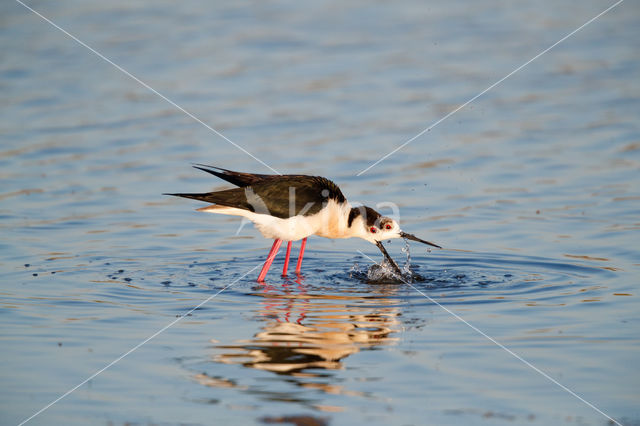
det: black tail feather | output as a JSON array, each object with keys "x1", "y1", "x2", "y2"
[
  {"x1": 164, "y1": 192, "x2": 213, "y2": 203},
  {"x1": 191, "y1": 164, "x2": 273, "y2": 187}
]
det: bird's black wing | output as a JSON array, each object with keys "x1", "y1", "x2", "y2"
[
  {"x1": 167, "y1": 175, "x2": 346, "y2": 219},
  {"x1": 192, "y1": 164, "x2": 274, "y2": 187}
]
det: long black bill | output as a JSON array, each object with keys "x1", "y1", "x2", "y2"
[
  {"x1": 375, "y1": 241, "x2": 403, "y2": 276},
  {"x1": 400, "y1": 232, "x2": 442, "y2": 249}
]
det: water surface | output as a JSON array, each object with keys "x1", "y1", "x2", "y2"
[{"x1": 1, "y1": 0, "x2": 639, "y2": 425}]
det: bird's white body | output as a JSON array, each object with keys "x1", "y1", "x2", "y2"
[{"x1": 198, "y1": 199, "x2": 370, "y2": 242}]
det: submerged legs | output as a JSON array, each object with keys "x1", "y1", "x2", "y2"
[
  {"x1": 282, "y1": 241, "x2": 292, "y2": 275},
  {"x1": 258, "y1": 237, "x2": 308, "y2": 282},
  {"x1": 295, "y1": 237, "x2": 307, "y2": 274},
  {"x1": 257, "y1": 239, "x2": 283, "y2": 282}
]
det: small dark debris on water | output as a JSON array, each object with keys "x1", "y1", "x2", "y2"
[
  {"x1": 261, "y1": 415, "x2": 329, "y2": 426},
  {"x1": 483, "y1": 411, "x2": 515, "y2": 421},
  {"x1": 193, "y1": 398, "x2": 219, "y2": 405},
  {"x1": 32, "y1": 273, "x2": 38, "y2": 277},
  {"x1": 124, "y1": 277, "x2": 132, "y2": 282},
  {"x1": 57, "y1": 342, "x2": 62, "y2": 347},
  {"x1": 162, "y1": 281, "x2": 171, "y2": 286},
  {"x1": 24, "y1": 264, "x2": 30, "y2": 268},
  {"x1": 117, "y1": 269, "x2": 124, "y2": 274}
]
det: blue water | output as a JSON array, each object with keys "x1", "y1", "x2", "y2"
[{"x1": 1, "y1": 0, "x2": 639, "y2": 425}]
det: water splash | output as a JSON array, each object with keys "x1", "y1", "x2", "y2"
[
  {"x1": 401, "y1": 238, "x2": 412, "y2": 276},
  {"x1": 363, "y1": 239, "x2": 418, "y2": 283},
  {"x1": 349, "y1": 262, "x2": 361, "y2": 279}
]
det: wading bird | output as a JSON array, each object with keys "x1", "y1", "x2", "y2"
[{"x1": 166, "y1": 165, "x2": 441, "y2": 281}]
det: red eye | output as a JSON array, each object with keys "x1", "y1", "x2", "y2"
[
  {"x1": 385, "y1": 224, "x2": 392, "y2": 230},
  {"x1": 370, "y1": 227, "x2": 377, "y2": 233}
]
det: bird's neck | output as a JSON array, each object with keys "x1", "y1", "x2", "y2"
[
  {"x1": 311, "y1": 202, "x2": 361, "y2": 239},
  {"x1": 332, "y1": 205, "x2": 370, "y2": 239},
  {"x1": 342, "y1": 206, "x2": 380, "y2": 241}
]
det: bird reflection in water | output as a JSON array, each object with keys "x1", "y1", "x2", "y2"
[{"x1": 195, "y1": 277, "x2": 403, "y2": 408}]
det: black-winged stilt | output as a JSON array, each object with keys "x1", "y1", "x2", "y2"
[{"x1": 166, "y1": 165, "x2": 441, "y2": 281}]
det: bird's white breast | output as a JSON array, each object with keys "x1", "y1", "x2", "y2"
[{"x1": 197, "y1": 200, "x2": 356, "y2": 241}]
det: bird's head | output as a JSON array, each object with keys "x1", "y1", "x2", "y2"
[
  {"x1": 348, "y1": 205, "x2": 441, "y2": 276},
  {"x1": 349, "y1": 205, "x2": 441, "y2": 262}
]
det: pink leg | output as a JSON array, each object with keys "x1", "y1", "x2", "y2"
[
  {"x1": 257, "y1": 239, "x2": 283, "y2": 282},
  {"x1": 295, "y1": 237, "x2": 307, "y2": 274},
  {"x1": 282, "y1": 241, "x2": 292, "y2": 275}
]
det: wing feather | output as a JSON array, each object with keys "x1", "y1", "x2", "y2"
[{"x1": 167, "y1": 175, "x2": 346, "y2": 219}]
